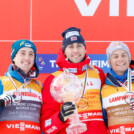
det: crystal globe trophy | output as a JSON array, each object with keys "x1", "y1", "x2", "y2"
[{"x1": 50, "y1": 72, "x2": 87, "y2": 134}]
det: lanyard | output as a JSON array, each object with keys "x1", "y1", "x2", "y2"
[
  {"x1": 7, "y1": 72, "x2": 32, "y2": 92},
  {"x1": 81, "y1": 68, "x2": 87, "y2": 97},
  {"x1": 117, "y1": 68, "x2": 132, "y2": 91}
]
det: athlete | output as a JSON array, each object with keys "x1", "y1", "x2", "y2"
[
  {"x1": 41, "y1": 27, "x2": 107, "y2": 134},
  {"x1": 0, "y1": 39, "x2": 42, "y2": 134},
  {"x1": 101, "y1": 41, "x2": 134, "y2": 134}
]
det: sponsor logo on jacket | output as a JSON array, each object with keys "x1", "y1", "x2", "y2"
[{"x1": 6, "y1": 122, "x2": 40, "y2": 131}]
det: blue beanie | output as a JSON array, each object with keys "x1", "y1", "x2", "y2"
[
  {"x1": 11, "y1": 39, "x2": 37, "y2": 62},
  {"x1": 62, "y1": 27, "x2": 86, "y2": 51}
]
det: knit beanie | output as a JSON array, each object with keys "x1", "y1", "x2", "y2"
[
  {"x1": 62, "y1": 27, "x2": 86, "y2": 51},
  {"x1": 11, "y1": 39, "x2": 37, "y2": 62},
  {"x1": 106, "y1": 41, "x2": 131, "y2": 64}
]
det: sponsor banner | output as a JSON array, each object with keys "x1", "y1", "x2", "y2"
[
  {"x1": 79, "y1": 110, "x2": 103, "y2": 121},
  {"x1": 103, "y1": 92, "x2": 134, "y2": 108},
  {"x1": 4, "y1": 89, "x2": 42, "y2": 102},
  {"x1": 0, "y1": 121, "x2": 41, "y2": 134},
  {"x1": 33, "y1": 0, "x2": 134, "y2": 41},
  {"x1": 36, "y1": 54, "x2": 110, "y2": 74},
  {"x1": 109, "y1": 124, "x2": 134, "y2": 134}
]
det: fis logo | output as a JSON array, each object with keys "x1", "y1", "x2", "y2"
[{"x1": 37, "y1": 56, "x2": 45, "y2": 71}]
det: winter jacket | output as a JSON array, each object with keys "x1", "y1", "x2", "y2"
[
  {"x1": 41, "y1": 48, "x2": 107, "y2": 134},
  {"x1": 101, "y1": 67, "x2": 134, "y2": 134},
  {"x1": 0, "y1": 64, "x2": 42, "y2": 134}
]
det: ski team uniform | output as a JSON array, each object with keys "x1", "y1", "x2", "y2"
[
  {"x1": 41, "y1": 48, "x2": 107, "y2": 134},
  {"x1": 101, "y1": 68, "x2": 134, "y2": 134},
  {"x1": 0, "y1": 65, "x2": 42, "y2": 134}
]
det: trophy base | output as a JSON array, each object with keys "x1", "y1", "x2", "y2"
[{"x1": 66, "y1": 123, "x2": 87, "y2": 134}]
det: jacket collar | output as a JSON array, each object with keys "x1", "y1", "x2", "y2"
[
  {"x1": 5, "y1": 64, "x2": 39, "y2": 83},
  {"x1": 106, "y1": 67, "x2": 134, "y2": 87},
  {"x1": 56, "y1": 48, "x2": 91, "y2": 75},
  {"x1": 106, "y1": 73, "x2": 122, "y2": 87}
]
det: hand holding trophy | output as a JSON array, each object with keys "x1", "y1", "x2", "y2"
[{"x1": 50, "y1": 71, "x2": 87, "y2": 134}]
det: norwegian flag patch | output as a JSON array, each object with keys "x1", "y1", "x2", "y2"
[
  {"x1": 45, "y1": 119, "x2": 51, "y2": 127},
  {"x1": 71, "y1": 36, "x2": 77, "y2": 41}
]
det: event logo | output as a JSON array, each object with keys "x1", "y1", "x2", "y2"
[
  {"x1": 74, "y1": 0, "x2": 134, "y2": 16},
  {"x1": 36, "y1": 54, "x2": 110, "y2": 74},
  {"x1": 36, "y1": 57, "x2": 45, "y2": 71}
]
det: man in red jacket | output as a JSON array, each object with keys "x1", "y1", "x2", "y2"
[{"x1": 40, "y1": 27, "x2": 107, "y2": 134}]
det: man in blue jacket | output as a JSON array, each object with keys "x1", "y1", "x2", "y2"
[{"x1": 0, "y1": 39, "x2": 42, "y2": 134}]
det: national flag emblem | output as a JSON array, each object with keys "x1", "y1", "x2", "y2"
[
  {"x1": 45, "y1": 119, "x2": 51, "y2": 127},
  {"x1": 71, "y1": 36, "x2": 77, "y2": 41}
]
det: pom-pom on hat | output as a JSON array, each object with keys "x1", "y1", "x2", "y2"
[
  {"x1": 106, "y1": 41, "x2": 131, "y2": 65},
  {"x1": 11, "y1": 39, "x2": 37, "y2": 62},
  {"x1": 62, "y1": 27, "x2": 86, "y2": 51}
]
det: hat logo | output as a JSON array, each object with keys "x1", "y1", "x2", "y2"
[
  {"x1": 65, "y1": 31, "x2": 79, "y2": 38},
  {"x1": 20, "y1": 41, "x2": 25, "y2": 46},
  {"x1": 71, "y1": 36, "x2": 77, "y2": 41},
  {"x1": 112, "y1": 42, "x2": 123, "y2": 48}
]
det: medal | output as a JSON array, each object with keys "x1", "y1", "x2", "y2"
[
  {"x1": 77, "y1": 69, "x2": 89, "y2": 110},
  {"x1": 118, "y1": 67, "x2": 134, "y2": 107},
  {"x1": 77, "y1": 97, "x2": 89, "y2": 110},
  {"x1": 123, "y1": 68, "x2": 134, "y2": 104},
  {"x1": 124, "y1": 91, "x2": 134, "y2": 104},
  {"x1": 7, "y1": 72, "x2": 32, "y2": 104},
  {"x1": 63, "y1": 67, "x2": 90, "y2": 110},
  {"x1": 114, "y1": 68, "x2": 134, "y2": 104},
  {"x1": 12, "y1": 91, "x2": 22, "y2": 104}
]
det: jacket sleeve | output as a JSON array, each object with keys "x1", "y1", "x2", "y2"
[
  {"x1": 94, "y1": 66, "x2": 106, "y2": 86},
  {"x1": 40, "y1": 75, "x2": 68, "y2": 134},
  {"x1": 0, "y1": 79, "x2": 3, "y2": 95},
  {"x1": 0, "y1": 79, "x2": 4, "y2": 113},
  {"x1": 100, "y1": 89, "x2": 108, "y2": 128},
  {"x1": 94, "y1": 67, "x2": 108, "y2": 127}
]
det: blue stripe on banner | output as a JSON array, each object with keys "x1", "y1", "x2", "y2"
[{"x1": 36, "y1": 54, "x2": 110, "y2": 73}]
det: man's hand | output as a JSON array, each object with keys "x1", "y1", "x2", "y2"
[
  {"x1": 0, "y1": 94, "x2": 14, "y2": 107},
  {"x1": 59, "y1": 102, "x2": 76, "y2": 122}
]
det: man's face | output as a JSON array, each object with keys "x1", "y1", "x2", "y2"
[
  {"x1": 64, "y1": 43, "x2": 86, "y2": 63},
  {"x1": 110, "y1": 49, "x2": 130, "y2": 76},
  {"x1": 13, "y1": 47, "x2": 35, "y2": 74}
]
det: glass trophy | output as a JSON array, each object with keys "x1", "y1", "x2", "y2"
[{"x1": 50, "y1": 72, "x2": 87, "y2": 134}]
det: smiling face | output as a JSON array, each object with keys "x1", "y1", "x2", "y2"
[
  {"x1": 110, "y1": 49, "x2": 130, "y2": 76},
  {"x1": 64, "y1": 43, "x2": 86, "y2": 63},
  {"x1": 13, "y1": 47, "x2": 35, "y2": 74}
]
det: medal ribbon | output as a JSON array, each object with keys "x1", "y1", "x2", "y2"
[
  {"x1": 7, "y1": 72, "x2": 32, "y2": 92},
  {"x1": 81, "y1": 68, "x2": 88, "y2": 97},
  {"x1": 77, "y1": 68, "x2": 89, "y2": 110},
  {"x1": 116, "y1": 67, "x2": 132, "y2": 92},
  {"x1": 62, "y1": 67, "x2": 89, "y2": 110}
]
